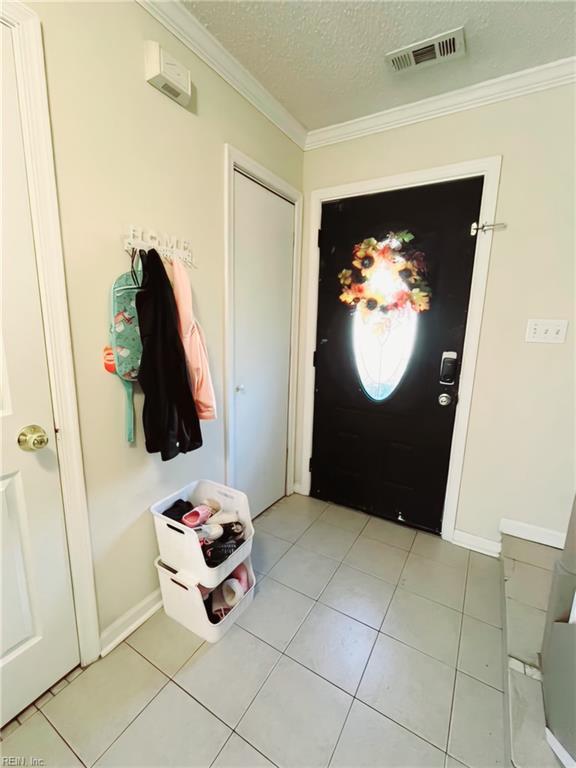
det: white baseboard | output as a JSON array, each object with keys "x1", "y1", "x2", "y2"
[
  {"x1": 546, "y1": 727, "x2": 575, "y2": 768},
  {"x1": 292, "y1": 483, "x2": 309, "y2": 496},
  {"x1": 99, "y1": 589, "x2": 162, "y2": 657},
  {"x1": 449, "y1": 529, "x2": 502, "y2": 557},
  {"x1": 500, "y1": 518, "x2": 566, "y2": 550}
]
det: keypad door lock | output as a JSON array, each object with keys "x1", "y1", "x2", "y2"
[{"x1": 439, "y1": 351, "x2": 458, "y2": 385}]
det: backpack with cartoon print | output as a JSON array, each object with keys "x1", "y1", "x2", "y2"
[{"x1": 103, "y1": 258, "x2": 142, "y2": 442}]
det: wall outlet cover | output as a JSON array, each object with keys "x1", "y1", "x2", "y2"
[{"x1": 525, "y1": 319, "x2": 568, "y2": 344}]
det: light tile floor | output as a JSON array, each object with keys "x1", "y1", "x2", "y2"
[
  {"x1": 501, "y1": 534, "x2": 556, "y2": 669},
  {"x1": 500, "y1": 534, "x2": 560, "y2": 768},
  {"x1": 1, "y1": 495, "x2": 507, "y2": 768}
]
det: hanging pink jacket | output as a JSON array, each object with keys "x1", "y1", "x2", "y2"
[{"x1": 168, "y1": 258, "x2": 217, "y2": 420}]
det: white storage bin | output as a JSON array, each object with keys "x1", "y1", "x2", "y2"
[
  {"x1": 155, "y1": 556, "x2": 255, "y2": 643},
  {"x1": 150, "y1": 480, "x2": 254, "y2": 588}
]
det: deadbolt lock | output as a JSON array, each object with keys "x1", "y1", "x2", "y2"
[
  {"x1": 438, "y1": 393, "x2": 452, "y2": 407},
  {"x1": 17, "y1": 425, "x2": 49, "y2": 451}
]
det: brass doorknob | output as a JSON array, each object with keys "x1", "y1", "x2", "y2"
[{"x1": 17, "y1": 425, "x2": 49, "y2": 451}]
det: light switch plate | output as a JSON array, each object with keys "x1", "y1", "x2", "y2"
[{"x1": 525, "y1": 319, "x2": 568, "y2": 344}]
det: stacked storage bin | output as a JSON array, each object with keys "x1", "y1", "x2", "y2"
[{"x1": 151, "y1": 480, "x2": 255, "y2": 643}]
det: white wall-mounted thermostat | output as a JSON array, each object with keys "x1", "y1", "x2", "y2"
[{"x1": 145, "y1": 41, "x2": 192, "y2": 107}]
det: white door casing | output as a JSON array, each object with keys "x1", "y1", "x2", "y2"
[
  {"x1": 298, "y1": 157, "x2": 502, "y2": 555},
  {"x1": 224, "y1": 146, "x2": 302, "y2": 517},
  {"x1": 1, "y1": 22, "x2": 80, "y2": 725},
  {"x1": 1, "y1": 1, "x2": 100, "y2": 684}
]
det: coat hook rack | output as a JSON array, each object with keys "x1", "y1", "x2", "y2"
[
  {"x1": 470, "y1": 221, "x2": 507, "y2": 236},
  {"x1": 124, "y1": 225, "x2": 197, "y2": 269}
]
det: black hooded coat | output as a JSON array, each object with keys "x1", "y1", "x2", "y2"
[{"x1": 136, "y1": 249, "x2": 202, "y2": 460}]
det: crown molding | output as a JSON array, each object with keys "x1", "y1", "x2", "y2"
[
  {"x1": 305, "y1": 56, "x2": 576, "y2": 150},
  {"x1": 135, "y1": 0, "x2": 308, "y2": 149},
  {"x1": 135, "y1": 1, "x2": 575, "y2": 155}
]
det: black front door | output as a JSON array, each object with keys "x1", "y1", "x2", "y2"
[{"x1": 310, "y1": 177, "x2": 484, "y2": 533}]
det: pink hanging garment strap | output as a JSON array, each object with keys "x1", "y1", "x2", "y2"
[{"x1": 171, "y1": 258, "x2": 217, "y2": 420}]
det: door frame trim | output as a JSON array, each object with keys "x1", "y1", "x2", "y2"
[
  {"x1": 2, "y1": 2, "x2": 100, "y2": 665},
  {"x1": 298, "y1": 156, "x2": 502, "y2": 543},
  {"x1": 224, "y1": 145, "x2": 302, "y2": 499}
]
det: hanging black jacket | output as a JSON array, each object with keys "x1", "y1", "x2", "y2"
[{"x1": 136, "y1": 249, "x2": 202, "y2": 460}]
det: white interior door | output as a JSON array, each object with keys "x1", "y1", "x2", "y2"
[
  {"x1": 232, "y1": 171, "x2": 295, "y2": 516},
  {"x1": 1, "y1": 23, "x2": 79, "y2": 726}
]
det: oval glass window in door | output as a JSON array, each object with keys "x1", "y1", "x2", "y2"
[
  {"x1": 338, "y1": 233, "x2": 431, "y2": 402},
  {"x1": 352, "y1": 303, "x2": 418, "y2": 400}
]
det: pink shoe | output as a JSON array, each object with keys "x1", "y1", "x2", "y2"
[
  {"x1": 229, "y1": 563, "x2": 249, "y2": 591},
  {"x1": 182, "y1": 504, "x2": 213, "y2": 528}
]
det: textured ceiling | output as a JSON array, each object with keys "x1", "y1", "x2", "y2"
[{"x1": 184, "y1": 1, "x2": 576, "y2": 130}]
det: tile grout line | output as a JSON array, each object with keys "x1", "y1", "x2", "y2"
[
  {"x1": 456, "y1": 668, "x2": 505, "y2": 695},
  {"x1": 342, "y1": 533, "x2": 464, "y2": 760},
  {"x1": 207, "y1": 730, "x2": 236, "y2": 768},
  {"x1": 95, "y1": 639, "x2": 281, "y2": 767},
  {"x1": 47, "y1": 501, "x2": 478, "y2": 768},
  {"x1": 324, "y1": 543, "x2": 409, "y2": 765},
  {"x1": 226, "y1": 733, "x2": 281, "y2": 768},
  {"x1": 348, "y1": 539, "x2": 407, "y2": 695},
  {"x1": 230, "y1": 637, "x2": 285, "y2": 730},
  {"x1": 258, "y1": 525, "x2": 504, "y2": 762},
  {"x1": 108, "y1": 645, "x2": 278, "y2": 768},
  {"x1": 256, "y1": 517, "x2": 489, "y2": 675},
  {"x1": 239, "y1": 500, "x2": 349, "y2": 765},
  {"x1": 350, "y1": 696, "x2": 451, "y2": 757},
  {"x1": 445, "y1": 550, "x2": 472, "y2": 758},
  {"x1": 376, "y1": 628, "x2": 461, "y2": 671},
  {"x1": 6, "y1": 503, "x2": 320, "y2": 768},
  {"x1": 35, "y1": 710, "x2": 88, "y2": 767},
  {"x1": 128, "y1": 497, "x2": 327, "y2": 766},
  {"x1": 1, "y1": 668, "x2": 87, "y2": 742},
  {"x1": 254, "y1": 502, "x2": 323, "y2": 577},
  {"x1": 262, "y1": 510, "x2": 418, "y2": 597},
  {"x1": 163, "y1": 626, "x2": 287, "y2": 737},
  {"x1": 125, "y1": 637, "x2": 202, "y2": 680},
  {"x1": 230, "y1": 510, "x2": 491, "y2": 765},
  {"x1": 139, "y1": 514, "x2": 490, "y2": 767},
  {"x1": 264, "y1": 511, "x2": 369, "y2": 600},
  {"x1": 327, "y1": 531, "x2": 459, "y2": 760},
  {"x1": 88, "y1": 675, "x2": 172, "y2": 766},
  {"x1": 265, "y1": 551, "x2": 398, "y2": 599},
  {"x1": 503, "y1": 552, "x2": 558, "y2": 575},
  {"x1": 255, "y1": 497, "x2": 330, "y2": 544},
  {"x1": 325, "y1": 693, "x2": 355, "y2": 768},
  {"x1": 264, "y1": 520, "x2": 470, "y2": 607},
  {"x1": 250, "y1": 501, "x2": 370, "y2": 765}
]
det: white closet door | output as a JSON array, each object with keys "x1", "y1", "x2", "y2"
[
  {"x1": 232, "y1": 171, "x2": 294, "y2": 516},
  {"x1": 1, "y1": 25, "x2": 79, "y2": 725}
]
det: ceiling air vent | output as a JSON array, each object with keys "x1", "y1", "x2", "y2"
[{"x1": 386, "y1": 27, "x2": 466, "y2": 73}]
